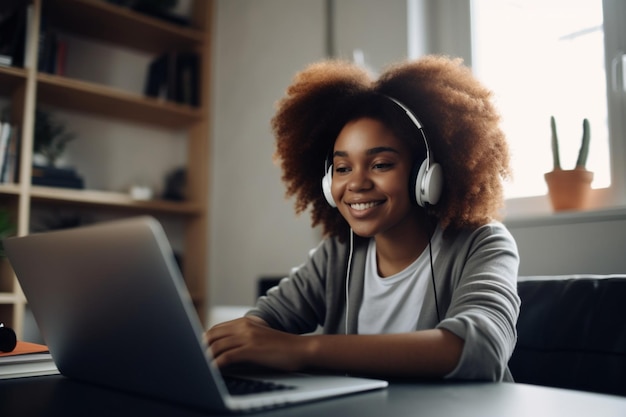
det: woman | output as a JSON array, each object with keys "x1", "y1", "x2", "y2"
[{"x1": 206, "y1": 55, "x2": 520, "y2": 381}]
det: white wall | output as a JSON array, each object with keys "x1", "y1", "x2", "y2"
[
  {"x1": 208, "y1": 0, "x2": 325, "y2": 308},
  {"x1": 208, "y1": 0, "x2": 409, "y2": 308},
  {"x1": 332, "y1": 0, "x2": 408, "y2": 71},
  {"x1": 506, "y1": 209, "x2": 626, "y2": 276}
]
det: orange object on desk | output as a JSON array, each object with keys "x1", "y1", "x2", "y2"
[{"x1": 0, "y1": 341, "x2": 49, "y2": 357}]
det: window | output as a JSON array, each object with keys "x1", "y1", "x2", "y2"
[{"x1": 470, "y1": 0, "x2": 626, "y2": 214}]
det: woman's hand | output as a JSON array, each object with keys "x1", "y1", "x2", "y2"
[
  {"x1": 205, "y1": 316, "x2": 312, "y2": 371},
  {"x1": 206, "y1": 317, "x2": 463, "y2": 378}
]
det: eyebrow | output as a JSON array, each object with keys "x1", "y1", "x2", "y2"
[{"x1": 333, "y1": 147, "x2": 400, "y2": 158}]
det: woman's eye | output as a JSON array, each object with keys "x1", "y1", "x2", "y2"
[
  {"x1": 373, "y1": 162, "x2": 394, "y2": 170},
  {"x1": 335, "y1": 166, "x2": 350, "y2": 174}
]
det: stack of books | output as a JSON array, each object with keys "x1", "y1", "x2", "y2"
[
  {"x1": 144, "y1": 52, "x2": 200, "y2": 107},
  {"x1": 0, "y1": 4, "x2": 27, "y2": 68},
  {"x1": 0, "y1": 341, "x2": 59, "y2": 379},
  {"x1": 0, "y1": 4, "x2": 66, "y2": 74},
  {"x1": 31, "y1": 165, "x2": 84, "y2": 189}
]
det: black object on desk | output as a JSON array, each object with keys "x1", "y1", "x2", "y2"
[{"x1": 0, "y1": 323, "x2": 16, "y2": 353}]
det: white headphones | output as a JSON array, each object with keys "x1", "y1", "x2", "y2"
[{"x1": 321, "y1": 95, "x2": 443, "y2": 208}]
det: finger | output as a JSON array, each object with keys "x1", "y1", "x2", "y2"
[
  {"x1": 206, "y1": 317, "x2": 255, "y2": 345},
  {"x1": 212, "y1": 345, "x2": 250, "y2": 368},
  {"x1": 208, "y1": 335, "x2": 241, "y2": 360},
  {"x1": 205, "y1": 322, "x2": 238, "y2": 346}
]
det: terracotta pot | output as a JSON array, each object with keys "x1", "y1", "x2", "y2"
[{"x1": 544, "y1": 168, "x2": 594, "y2": 211}]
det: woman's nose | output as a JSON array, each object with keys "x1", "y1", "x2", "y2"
[{"x1": 347, "y1": 168, "x2": 373, "y2": 192}]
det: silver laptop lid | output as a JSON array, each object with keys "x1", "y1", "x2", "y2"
[{"x1": 4, "y1": 216, "x2": 230, "y2": 411}]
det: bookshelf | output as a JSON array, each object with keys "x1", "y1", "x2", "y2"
[{"x1": 0, "y1": 0, "x2": 213, "y2": 338}]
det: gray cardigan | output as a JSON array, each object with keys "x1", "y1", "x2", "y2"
[{"x1": 248, "y1": 222, "x2": 521, "y2": 381}]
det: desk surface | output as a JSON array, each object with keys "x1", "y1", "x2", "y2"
[{"x1": 1, "y1": 374, "x2": 626, "y2": 417}]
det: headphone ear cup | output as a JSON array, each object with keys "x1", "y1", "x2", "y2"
[
  {"x1": 424, "y1": 162, "x2": 443, "y2": 205},
  {"x1": 322, "y1": 165, "x2": 337, "y2": 207},
  {"x1": 414, "y1": 159, "x2": 443, "y2": 207}
]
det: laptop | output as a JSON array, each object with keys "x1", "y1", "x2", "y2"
[{"x1": 3, "y1": 216, "x2": 387, "y2": 412}]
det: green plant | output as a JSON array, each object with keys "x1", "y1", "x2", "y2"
[
  {"x1": 550, "y1": 116, "x2": 590, "y2": 171},
  {"x1": 34, "y1": 109, "x2": 75, "y2": 166}
]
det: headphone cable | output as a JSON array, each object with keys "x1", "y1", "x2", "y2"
[
  {"x1": 428, "y1": 232, "x2": 441, "y2": 322},
  {"x1": 344, "y1": 229, "x2": 354, "y2": 334},
  {"x1": 426, "y1": 212, "x2": 441, "y2": 323}
]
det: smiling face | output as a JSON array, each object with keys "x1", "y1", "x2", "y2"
[{"x1": 330, "y1": 117, "x2": 421, "y2": 240}]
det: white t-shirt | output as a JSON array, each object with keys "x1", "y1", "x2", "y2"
[{"x1": 357, "y1": 228, "x2": 441, "y2": 334}]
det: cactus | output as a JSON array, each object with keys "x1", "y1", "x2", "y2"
[
  {"x1": 549, "y1": 116, "x2": 590, "y2": 171},
  {"x1": 576, "y1": 118, "x2": 590, "y2": 169},
  {"x1": 550, "y1": 116, "x2": 561, "y2": 170}
]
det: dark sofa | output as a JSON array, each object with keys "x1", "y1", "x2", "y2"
[{"x1": 509, "y1": 275, "x2": 626, "y2": 396}]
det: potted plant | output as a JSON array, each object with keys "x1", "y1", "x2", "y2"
[
  {"x1": 544, "y1": 116, "x2": 593, "y2": 211},
  {"x1": 33, "y1": 109, "x2": 75, "y2": 167}
]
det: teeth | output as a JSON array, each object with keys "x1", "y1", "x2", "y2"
[{"x1": 350, "y1": 201, "x2": 380, "y2": 210}]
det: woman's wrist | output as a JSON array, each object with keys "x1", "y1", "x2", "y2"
[{"x1": 298, "y1": 334, "x2": 322, "y2": 369}]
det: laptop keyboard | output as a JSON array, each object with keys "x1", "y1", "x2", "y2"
[{"x1": 224, "y1": 376, "x2": 297, "y2": 396}]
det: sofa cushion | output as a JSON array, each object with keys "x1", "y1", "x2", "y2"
[{"x1": 509, "y1": 275, "x2": 626, "y2": 396}]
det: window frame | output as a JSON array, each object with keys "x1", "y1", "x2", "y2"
[
  {"x1": 501, "y1": 0, "x2": 626, "y2": 218},
  {"x1": 408, "y1": 0, "x2": 626, "y2": 219}
]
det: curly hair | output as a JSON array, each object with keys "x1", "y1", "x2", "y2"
[{"x1": 271, "y1": 55, "x2": 510, "y2": 239}]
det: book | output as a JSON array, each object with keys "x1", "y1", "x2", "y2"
[
  {"x1": 0, "y1": 4, "x2": 27, "y2": 68},
  {"x1": 31, "y1": 165, "x2": 84, "y2": 189},
  {"x1": 176, "y1": 52, "x2": 199, "y2": 107},
  {"x1": 166, "y1": 51, "x2": 178, "y2": 102},
  {"x1": 0, "y1": 122, "x2": 12, "y2": 179},
  {"x1": 32, "y1": 176, "x2": 84, "y2": 189},
  {"x1": 22, "y1": 5, "x2": 33, "y2": 68},
  {"x1": 55, "y1": 39, "x2": 67, "y2": 76},
  {"x1": 37, "y1": 14, "x2": 58, "y2": 74},
  {"x1": 0, "y1": 341, "x2": 59, "y2": 379},
  {"x1": 145, "y1": 52, "x2": 168, "y2": 99},
  {"x1": 145, "y1": 52, "x2": 199, "y2": 107},
  {"x1": 32, "y1": 164, "x2": 79, "y2": 179}
]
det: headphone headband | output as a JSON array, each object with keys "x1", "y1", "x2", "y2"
[
  {"x1": 321, "y1": 95, "x2": 443, "y2": 208},
  {"x1": 384, "y1": 96, "x2": 432, "y2": 167}
]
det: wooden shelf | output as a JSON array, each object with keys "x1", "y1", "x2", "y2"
[
  {"x1": 36, "y1": 73, "x2": 204, "y2": 129},
  {"x1": 0, "y1": 0, "x2": 212, "y2": 337},
  {"x1": 0, "y1": 66, "x2": 27, "y2": 96},
  {"x1": 0, "y1": 292, "x2": 22, "y2": 304},
  {"x1": 44, "y1": 0, "x2": 205, "y2": 54},
  {"x1": 0, "y1": 183, "x2": 202, "y2": 215},
  {"x1": 28, "y1": 186, "x2": 203, "y2": 215},
  {"x1": 0, "y1": 184, "x2": 21, "y2": 196}
]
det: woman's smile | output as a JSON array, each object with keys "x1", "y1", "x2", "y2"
[
  {"x1": 331, "y1": 118, "x2": 417, "y2": 239},
  {"x1": 346, "y1": 200, "x2": 385, "y2": 219},
  {"x1": 349, "y1": 200, "x2": 384, "y2": 211}
]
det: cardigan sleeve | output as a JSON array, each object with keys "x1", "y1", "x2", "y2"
[
  {"x1": 437, "y1": 223, "x2": 521, "y2": 381},
  {"x1": 246, "y1": 240, "x2": 334, "y2": 334}
]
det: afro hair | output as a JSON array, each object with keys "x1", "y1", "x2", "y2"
[{"x1": 271, "y1": 55, "x2": 511, "y2": 239}]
